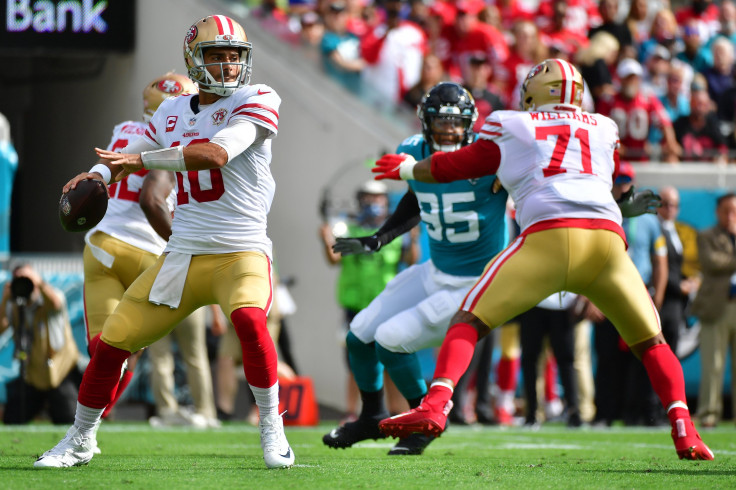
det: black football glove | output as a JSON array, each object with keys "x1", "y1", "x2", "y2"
[
  {"x1": 332, "y1": 235, "x2": 382, "y2": 256},
  {"x1": 617, "y1": 186, "x2": 662, "y2": 218}
]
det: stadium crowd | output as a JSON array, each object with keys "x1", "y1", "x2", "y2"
[{"x1": 248, "y1": 0, "x2": 736, "y2": 162}]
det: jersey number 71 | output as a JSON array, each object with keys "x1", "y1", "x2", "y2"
[{"x1": 536, "y1": 125, "x2": 593, "y2": 177}]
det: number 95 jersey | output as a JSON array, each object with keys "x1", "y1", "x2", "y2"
[
  {"x1": 142, "y1": 85, "x2": 281, "y2": 257},
  {"x1": 480, "y1": 110, "x2": 623, "y2": 234},
  {"x1": 398, "y1": 134, "x2": 508, "y2": 278}
]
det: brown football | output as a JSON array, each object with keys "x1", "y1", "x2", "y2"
[{"x1": 58, "y1": 179, "x2": 109, "y2": 232}]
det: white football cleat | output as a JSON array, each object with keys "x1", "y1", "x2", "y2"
[
  {"x1": 34, "y1": 425, "x2": 96, "y2": 468},
  {"x1": 259, "y1": 413, "x2": 295, "y2": 469}
]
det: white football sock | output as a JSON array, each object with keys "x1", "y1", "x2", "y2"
[
  {"x1": 249, "y1": 382, "x2": 279, "y2": 421},
  {"x1": 75, "y1": 402, "x2": 105, "y2": 436}
]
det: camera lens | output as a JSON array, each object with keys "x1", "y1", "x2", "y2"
[{"x1": 10, "y1": 276, "x2": 34, "y2": 299}]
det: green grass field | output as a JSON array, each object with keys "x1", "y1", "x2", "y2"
[{"x1": 1, "y1": 423, "x2": 734, "y2": 489}]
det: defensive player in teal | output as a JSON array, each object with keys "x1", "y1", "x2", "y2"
[{"x1": 323, "y1": 83, "x2": 508, "y2": 455}]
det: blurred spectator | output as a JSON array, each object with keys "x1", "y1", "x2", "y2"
[
  {"x1": 0, "y1": 112, "x2": 17, "y2": 256},
  {"x1": 321, "y1": 1, "x2": 365, "y2": 95},
  {"x1": 148, "y1": 307, "x2": 219, "y2": 428},
  {"x1": 675, "y1": 0, "x2": 721, "y2": 45},
  {"x1": 477, "y1": 4, "x2": 502, "y2": 31},
  {"x1": 361, "y1": 0, "x2": 427, "y2": 106},
  {"x1": 536, "y1": 0, "x2": 601, "y2": 40},
  {"x1": 659, "y1": 65, "x2": 692, "y2": 136},
  {"x1": 657, "y1": 187, "x2": 700, "y2": 359},
  {"x1": 300, "y1": 11, "x2": 325, "y2": 49},
  {"x1": 691, "y1": 193, "x2": 736, "y2": 427},
  {"x1": 463, "y1": 53, "x2": 504, "y2": 130},
  {"x1": 495, "y1": 21, "x2": 545, "y2": 105},
  {"x1": 673, "y1": 88, "x2": 728, "y2": 163},
  {"x1": 597, "y1": 58, "x2": 680, "y2": 162},
  {"x1": 539, "y1": 0, "x2": 590, "y2": 59},
  {"x1": 625, "y1": 0, "x2": 650, "y2": 45},
  {"x1": 1, "y1": 264, "x2": 79, "y2": 424},
  {"x1": 703, "y1": 0, "x2": 736, "y2": 51},
  {"x1": 488, "y1": 0, "x2": 535, "y2": 32},
  {"x1": 702, "y1": 37, "x2": 736, "y2": 113},
  {"x1": 344, "y1": 0, "x2": 372, "y2": 38},
  {"x1": 519, "y1": 293, "x2": 581, "y2": 428},
  {"x1": 640, "y1": 9, "x2": 681, "y2": 64},
  {"x1": 644, "y1": 44, "x2": 673, "y2": 98},
  {"x1": 403, "y1": 53, "x2": 446, "y2": 109},
  {"x1": 588, "y1": 0, "x2": 633, "y2": 50},
  {"x1": 407, "y1": 0, "x2": 431, "y2": 30},
  {"x1": 677, "y1": 20, "x2": 711, "y2": 73},
  {"x1": 576, "y1": 31, "x2": 619, "y2": 102},
  {"x1": 438, "y1": 1, "x2": 509, "y2": 83}
]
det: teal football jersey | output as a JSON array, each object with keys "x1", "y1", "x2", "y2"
[{"x1": 397, "y1": 134, "x2": 508, "y2": 277}]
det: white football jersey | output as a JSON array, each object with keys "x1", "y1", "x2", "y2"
[
  {"x1": 142, "y1": 84, "x2": 281, "y2": 256},
  {"x1": 479, "y1": 109, "x2": 623, "y2": 233},
  {"x1": 92, "y1": 120, "x2": 173, "y2": 255}
]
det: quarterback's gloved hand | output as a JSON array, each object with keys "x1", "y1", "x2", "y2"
[
  {"x1": 373, "y1": 153, "x2": 417, "y2": 181},
  {"x1": 617, "y1": 186, "x2": 662, "y2": 217},
  {"x1": 332, "y1": 235, "x2": 382, "y2": 256}
]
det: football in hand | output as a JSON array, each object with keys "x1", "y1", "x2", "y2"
[{"x1": 59, "y1": 179, "x2": 109, "y2": 232}]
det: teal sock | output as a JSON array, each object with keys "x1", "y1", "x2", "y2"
[
  {"x1": 346, "y1": 331, "x2": 384, "y2": 392},
  {"x1": 376, "y1": 343, "x2": 428, "y2": 401}
]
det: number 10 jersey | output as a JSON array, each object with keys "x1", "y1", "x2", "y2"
[{"x1": 142, "y1": 85, "x2": 281, "y2": 257}]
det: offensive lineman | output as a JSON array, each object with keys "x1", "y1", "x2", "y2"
[
  {"x1": 376, "y1": 59, "x2": 714, "y2": 461},
  {"x1": 323, "y1": 82, "x2": 508, "y2": 455},
  {"x1": 35, "y1": 15, "x2": 294, "y2": 469}
]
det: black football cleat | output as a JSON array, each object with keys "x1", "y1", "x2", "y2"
[
  {"x1": 323, "y1": 415, "x2": 388, "y2": 449},
  {"x1": 387, "y1": 432, "x2": 436, "y2": 456}
]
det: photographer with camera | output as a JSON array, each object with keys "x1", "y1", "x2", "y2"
[{"x1": 1, "y1": 263, "x2": 79, "y2": 424}]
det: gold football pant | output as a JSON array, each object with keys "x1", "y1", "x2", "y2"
[
  {"x1": 461, "y1": 228, "x2": 660, "y2": 347},
  {"x1": 101, "y1": 251, "x2": 272, "y2": 353},
  {"x1": 83, "y1": 232, "x2": 159, "y2": 339}
]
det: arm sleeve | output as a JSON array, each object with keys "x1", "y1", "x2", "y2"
[
  {"x1": 430, "y1": 139, "x2": 501, "y2": 182},
  {"x1": 210, "y1": 118, "x2": 266, "y2": 163},
  {"x1": 373, "y1": 191, "x2": 422, "y2": 246},
  {"x1": 122, "y1": 137, "x2": 160, "y2": 154}
]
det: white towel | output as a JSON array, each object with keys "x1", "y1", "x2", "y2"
[
  {"x1": 149, "y1": 252, "x2": 192, "y2": 308},
  {"x1": 85, "y1": 230, "x2": 115, "y2": 268}
]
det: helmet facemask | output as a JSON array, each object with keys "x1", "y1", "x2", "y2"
[
  {"x1": 418, "y1": 82, "x2": 478, "y2": 153},
  {"x1": 427, "y1": 115, "x2": 472, "y2": 153},
  {"x1": 187, "y1": 41, "x2": 252, "y2": 97}
]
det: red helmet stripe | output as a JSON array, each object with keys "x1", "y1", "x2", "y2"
[
  {"x1": 557, "y1": 59, "x2": 577, "y2": 105},
  {"x1": 554, "y1": 59, "x2": 567, "y2": 104},
  {"x1": 212, "y1": 15, "x2": 234, "y2": 36},
  {"x1": 213, "y1": 15, "x2": 225, "y2": 34}
]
